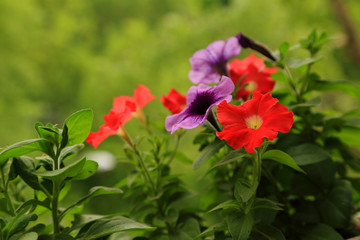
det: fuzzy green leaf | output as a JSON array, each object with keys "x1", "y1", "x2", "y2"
[
  {"x1": 62, "y1": 109, "x2": 93, "y2": 146},
  {"x1": 193, "y1": 140, "x2": 224, "y2": 170}
]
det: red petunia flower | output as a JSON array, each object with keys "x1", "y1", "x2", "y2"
[
  {"x1": 86, "y1": 101, "x2": 137, "y2": 149},
  {"x1": 216, "y1": 91, "x2": 294, "y2": 154},
  {"x1": 229, "y1": 53, "x2": 277, "y2": 101},
  {"x1": 112, "y1": 84, "x2": 156, "y2": 124},
  {"x1": 86, "y1": 85, "x2": 155, "y2": 148},
  {"x1": 160, "y1": 89, "x2": 187, "y2": 114}
]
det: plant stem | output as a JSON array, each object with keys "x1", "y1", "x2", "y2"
[
  {"x1": 134, "y1": 147, "x2": 156, "y2": 194},
  {"x1": 52, "y1": 181, "x2": 60, "y2": 235},
  {"x1": 253, "y1": 149, "x2": 262, "y2": 188},
  {"x1": 284, "y1": 66, "x2": 301, "y2": 103},
  {"x1": 0, "y1": 167, "x2": 15, "y2": 215}
]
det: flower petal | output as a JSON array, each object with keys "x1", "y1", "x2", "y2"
[{"x1": 133, "y1": 84, "x2": 156, "y2": 108}]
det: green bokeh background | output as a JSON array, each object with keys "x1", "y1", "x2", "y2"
[{"x1": 1, "y1": 0, "x2": 360, "y2": 215}]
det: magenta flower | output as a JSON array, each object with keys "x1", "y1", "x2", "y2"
[
  {"x1": 165, "y1": 76, "x2": 234, "y2": 133},
  {"x1": 188, "y1": 37, "x2": 241, "y2": 85}
]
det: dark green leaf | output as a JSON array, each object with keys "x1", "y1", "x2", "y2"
[
  {"x1": 255, "y1": 224, "x2": 285, "y2": 240},
  {"x1": 301, "y1": 224, "x2": 343, "y2": 240},
  {"x1": 317, "y1": 180, "x2": 352, "y2": 229},
  {"x1": 78, "y1": 216, "x2": 155, "y2": 240},
  {"x1": 35, "y1": 123, "x2": 61, "y2": 145},
  {"x1": 193, "y1": 140, "x2": 224, "y2": 170},
  {"x1": 63, "y1": 109, "x2": 93, "y2": 146},
  {"x1": 60, "y1": 187, "x2": 122, "y2": 221},
  {"x1": 226, "y1": 210, "x2": 253, "y2": 240},
  {"x1": 287, "y1": 143, "x2": 331, "y2": 165},
  {"x1": 13, "y1": 157, "x2": 41, "y2": 190},
  {"x1": 6, "y1": 213, "x2": 38, "y2": 239},
  {"x1": 207, "y1": 149, "x2": 245, "y2": 173},
  {"x1": 234, "y1": 177, "x2": 257, "y2": 203},
  {"x1": 0, "y1": 139, "x2": 51, "y2": 167},
  {"x1": 263, "y1": 150, "x2": 305, "y2": 173}
]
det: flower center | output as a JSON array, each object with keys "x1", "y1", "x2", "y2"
[
  {"x1": 189, "y1": 92, "x2": 215, "y2": 115},
  {"x1": 244, "y1": 81, "x2": 257, "y2": 92},
  {"x1": 245, "y1": 115, "x2": 263, "y2": 129}
]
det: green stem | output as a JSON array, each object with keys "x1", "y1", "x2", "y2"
[
  {"x1": 284, "y1": 66, "x2": 301, "y2": 103},
  {"x1": 134, "y1": 148, "x2": 156, "y2": 194},
  {"x1": 300, "y1": 63, "x2": 313, "y2": 97},
  {"x1": 253, "y1": 149, "x2": 262, "y2": 188},
  {"x1": 51, "y1": 181, "x2": 60, "y2": 235},
  {"x1": 0, "y1": 167, "x2": 15, "y2": 215}
]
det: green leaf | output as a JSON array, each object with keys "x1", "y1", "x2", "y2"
[
  {"x1": 35, "y1": 123, "x2": 61, "y2": 145},
  {"x1": 71, "y1": 160, "x2": 98, "y2": 180},
  {"x1": 262, "y1": 150, "x2": 305, "y2": 173},
  {"x1": 78, "y1": 216, "x2": 155, "y2": 240},
  {"x1": 207, "y1": 149, "x2": 245, "y2": 173},
  {"x1": 311, "y1": 79, "x2": 360, "y2": 97},
  {"x1": 59, "y1": 187, "x2": 122, "y2": 221},
  {"x1": 279, "y1": 42, "x2": 290, "y2": 57},
  {"x1": 208, "y1": 200, "x2": 238, "y2": 213},
  {"x1": 255, "y1": 224, "x2": 285, "y2": 240},
  {"x1": 288, "y1": 96, "x2": 321, "y2": 110},
  {"x1": 287, "y1": 143, "x2": 331, "y2": 165},
  {"x1": 317, "y1": 180, "x2": 352, "y2": 229},
  {"x1": 301, "y1": 224, "x2": 343, "y2": 240},
  {"x1": 4, "y1": 213, "x2": 38, "y2": 239},
  {"x1": 10, "y1": 232, "x2": 38, "y2": 240},
  {"x1": 333, "y1": 126, "x2": 360, "y2": 146},
  {"x1": 271, "y1": 72, "x2": 287, "y2": 83},
  {"x1": 0, "y1": 139, "x2": 51, "y2": 167},
  {"x1": 35, "y1": 157, "x2": 86, "y2": 183},
  {"x1": 59, "y1": 144, "x2": 84, "y2": 163},
  {"x1": 287, "y1": 56, "x2": 322, "y2": 69},
  {"x1": 13, "y1": 157, "x2": 41, "y2": 190},
  {"x1": 234, "y1": 177, "x2": 257, "y2": 203},
  {"x1": 226, "y1": 210, "x2": 253, "y2": 240},
  {"x1": 193, "y1": 140, "x2": 224, "y2": 170},
  {"x1": 62, "y1": 109, "x2": 93, "y2": 146},
  {"x1": 194, "y1": 223, "x2": 226, "y2": 239}
]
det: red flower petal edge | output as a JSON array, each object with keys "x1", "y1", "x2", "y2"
[
  {"x1": 160, "y1": 89, "x2": 187, "y2": 114},
  {"x1": 216, "y1": 91, "x2": 294, "y2": 154}
]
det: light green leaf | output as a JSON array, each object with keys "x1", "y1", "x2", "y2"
[
  {"x1": 333, "y1": 126, "x2": 360, "y2": 146},
  {"x1": 193, "y1": 140, "x2": 224, "y2": 170},
  {"x1": 263, "y1": 150, "x2": 305, "y2": 173},
  {"x1": 71, "y1": 160, "x2": 98, "y2": 180},
  {"x1": 288, "y1": 97, "x2": 321, "y2": 110},
  {"x1": 312, "y1": 79, "x2": 360, "y2": 97},
  {"x1": 0, "y1": 139, "x2": 51, "y2": 167},
  {"x1": 208, "y1": 200, "x2": 238, "y2": 213},
  {"x1": 194, "y1": 223, "x2": 226, "y2": 239},
  {"x1": 35, "y1": 157, "x2": 86, "y2": 183},
  {"x1": 78, "y1": 216, "x2": 155, "y2": 240},
  {"x1": 62, "y1": 109, "x2": 93, "y2": 146},
  {"x1": 10, "y1": 232, "x2": 38, "y2": 240},
  {"x1": 59, "y1": 144, "x2": 84, "y2": 163},
  {"x1": 287, "y1": 56, "x2": 322, "y2": 68}
]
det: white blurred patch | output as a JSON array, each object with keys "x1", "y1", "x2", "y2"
[{"x1": 86, "y1": 150, "x2": 116, "y2": 172}]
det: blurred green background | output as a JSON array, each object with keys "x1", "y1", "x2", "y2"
[{"x1": 1, "y1": 0, "x2": 360, "y2": 214}]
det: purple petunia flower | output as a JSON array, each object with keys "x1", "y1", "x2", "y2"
[
  {"x1": 188, "y1": 37, "x2": 241, "y2": 85},
  {"x1": 165, "y1": 76, "x2": 234, "y2": 134}
]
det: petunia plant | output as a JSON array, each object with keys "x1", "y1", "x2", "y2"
[{"x1": 1, "y1": 30, "x2": 360, "y2": 240}]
